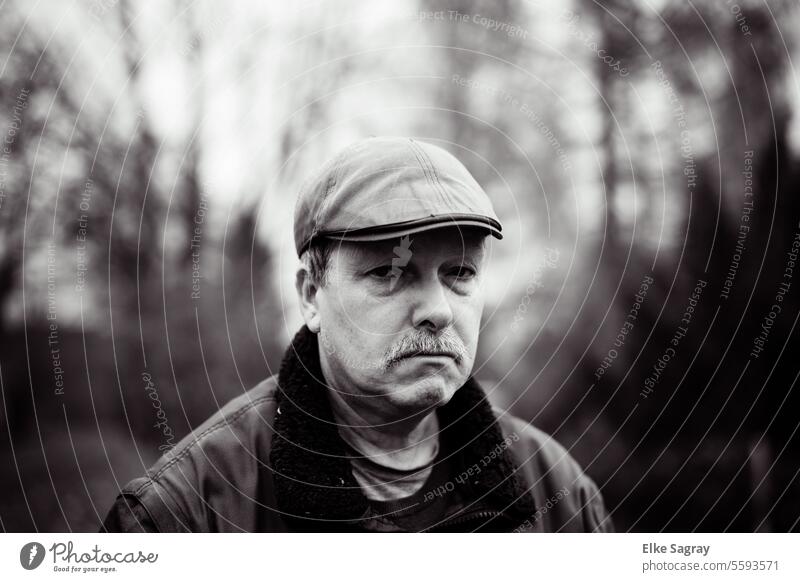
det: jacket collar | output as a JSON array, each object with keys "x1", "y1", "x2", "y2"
[{"x1": 268, "y1": 325, "x2": 535, "y2": 529}]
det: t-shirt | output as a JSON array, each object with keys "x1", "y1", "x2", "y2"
[{"x1": 344, "y1": 441, "x2": 453, "y2": 531}]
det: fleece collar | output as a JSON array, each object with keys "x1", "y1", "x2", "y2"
[{"x1": 268, "y1": 325, "x2": 535, "y2": 530}]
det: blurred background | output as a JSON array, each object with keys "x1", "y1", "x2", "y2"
[{"x1": 1, "y1": 0, "x2": 800, "y2": 532}]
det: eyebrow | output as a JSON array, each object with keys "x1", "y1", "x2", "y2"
[{"x1": 342, "y1": 244, "x2": 395, "y2": 264}]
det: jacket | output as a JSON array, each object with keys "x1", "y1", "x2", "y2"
[{"x1": 101, "y1": 325, "x2": 613, "y2": 532}]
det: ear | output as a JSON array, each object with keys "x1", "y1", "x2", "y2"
[{"x1": 295, "y1": 265, "x2": 321, "y2": 333}]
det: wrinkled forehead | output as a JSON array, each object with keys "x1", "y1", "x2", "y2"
[{"x1": 333, "y1": 228, "x2": 489, "y2": 264}]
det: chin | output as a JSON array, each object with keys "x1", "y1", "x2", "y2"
[{"x1": 394, "y1": 375, "x2": 459, "y2": 413}]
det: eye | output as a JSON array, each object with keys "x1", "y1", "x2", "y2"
[
  {"x1": 367, "y1": 265, "x2": 393, "y2": 278},
  {"x1": 448, "y1": 266, "x2": 476, "y2": 279}
]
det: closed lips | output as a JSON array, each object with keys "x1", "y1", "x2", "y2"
[{"x1": 402, "y1": 350, "x2": 457, "y2": 359}]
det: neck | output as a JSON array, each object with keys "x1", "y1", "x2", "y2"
[{"x1": 326, "y1": 387, "x2": 440, "y2": 471}]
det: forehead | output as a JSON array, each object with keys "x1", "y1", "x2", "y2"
[{"x1": 333, "y1": 228, "x2": 488, "y2": 262}]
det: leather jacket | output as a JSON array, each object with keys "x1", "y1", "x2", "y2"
[{"x1": 102, "y1": 326, "x2": 613, "y2": 533}]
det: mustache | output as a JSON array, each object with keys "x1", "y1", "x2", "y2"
[{"x1": 383, "y1": 329, "x2": 467, "y2": 370}]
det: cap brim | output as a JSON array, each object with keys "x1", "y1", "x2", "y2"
[{"x1": 320, "y1": 216, "x2": 503, "y2": 244}]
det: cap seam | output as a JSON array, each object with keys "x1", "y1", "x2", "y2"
[
  {"x1": 407, "y1": 140, "x2": 449, "y2": 215},
  {"x1": 419, "y1": 142, "x2": 463, "y2": 213},
  {"x1": 414, "y1": 142, "x2": 456, "y2": 210},
  {"x1": 409, "y1": 140, "x2": 448, "y2": 210}
]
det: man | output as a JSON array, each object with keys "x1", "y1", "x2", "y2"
[{"x1": 101, "y1": 136, "x2": 613, "y2": 532}]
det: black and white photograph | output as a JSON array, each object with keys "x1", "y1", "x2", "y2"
[{"x1": 1, "y1": 0, "x2": 800, "y2": 575}]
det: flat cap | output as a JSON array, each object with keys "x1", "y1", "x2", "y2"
[{"x1": 293, "y1": 136, "x2": 503, "y2": 257}]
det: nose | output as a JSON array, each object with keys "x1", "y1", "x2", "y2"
[{"x1": 410, "y1": 274, "x2": 454, "y2": 332}]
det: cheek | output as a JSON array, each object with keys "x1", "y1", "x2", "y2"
[
  {"x1": 455, "y1": 299, "x2": 484, "y2": 359},
  {"x1": 318, "y1": 285, "x2": 362, "y2": 332},
  {"x1": 322, "y1": 282, "x2": 407, "y2": 337},
  {"x1": 317, "y1": 290, "x2": 390, "y2": 369},
  {"x1": 319, "y1": 302, "x2": 360, "y2": 357},
  {"x1": 321, "y1": 283, "x2": 370, "y2": 326}
]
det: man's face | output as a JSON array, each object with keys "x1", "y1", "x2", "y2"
[{"x1": 311, "y1": 226, "x2": 488, "y2": 420}]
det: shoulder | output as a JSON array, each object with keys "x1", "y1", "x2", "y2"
[
  {"x1": 148, "y1": 375, "x2": 279, "y2": 479},
  {"x1": 495, "y1": 410, "x2": 614, "y2": 532},
  {"x1": 495, "y1": 412, "x2": 585, "y2": 486},
  {"x1": 109, "y1": 376, "x2": 280, "y2": 532}
]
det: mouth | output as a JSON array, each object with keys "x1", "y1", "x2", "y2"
[{"x1": 399, "y1": 350, "x2": 459, "y2": 362}]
